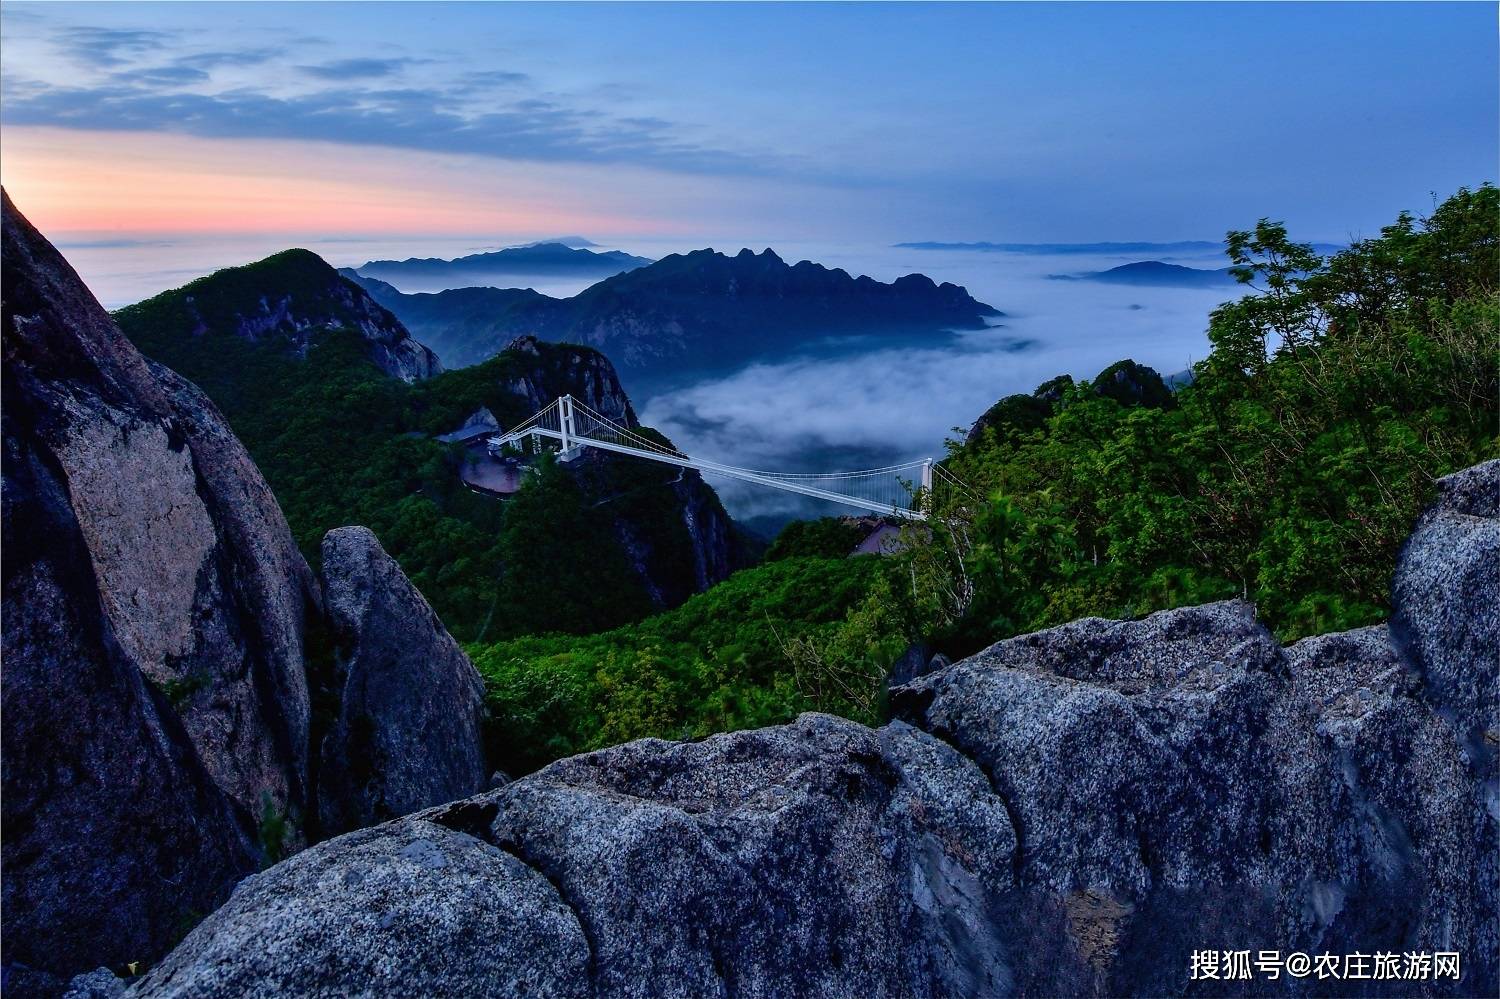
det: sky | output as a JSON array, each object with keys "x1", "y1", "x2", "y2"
[{"x1": 1, "y1": 2, "x2": 1495, "y2": 249}]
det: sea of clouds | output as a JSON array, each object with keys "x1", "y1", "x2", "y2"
[{"x1": 633, "y1": 241, "x2": 1242, "y2": 532}]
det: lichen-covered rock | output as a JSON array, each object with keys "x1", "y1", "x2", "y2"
[
  {"x1": 1285, "y1": 626, "x2": 1494, "y2": 980},
  {"x1": 61, "y1": 969, "x2": 125, "y2": 999},
  {"x1": 315, "y1": 527, "x2": 488, "y2": 836},
  {"x1": 1387, "y1": 459, "x2": 1499, "y2": 995},
  {"x1": 129, "y1": 819, "x2": 589, "y2": 999},
  {"x1": 894, "y1": 601, "x2": 1293, "y2": 896},
  {"x1": 2, "y1": 192, "x2": 318, "y2": 829}
]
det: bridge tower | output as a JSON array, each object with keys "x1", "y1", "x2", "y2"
[{"x1": 558, "y1": 394, "x2": 583, "y2": 462}]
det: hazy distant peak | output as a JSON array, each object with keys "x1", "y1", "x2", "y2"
[
  {"x1": 354, "y1": 242, "x2": 653, "y2": 289},
  {"x1": 1048, "y1": 260, "x2": 1240, "y2": 288},
  {"x1": 896, "y1": 239, "x2": 1347, "y2": 257},
  {"x1": 511, "y1": 236, "x2": 599, "y2": 249}
]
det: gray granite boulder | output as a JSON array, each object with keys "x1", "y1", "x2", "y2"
[
  {"x1": 893, "y1": 600, "x2": 1495, "y2": 996},
  {"x1": 134, "y1": 713, "x2": 1021, "y2": 999},
  {"x1": 61, "y1": 969, "x2": 125, "y2": 999},
  {"x1": 315, "y1": 527, "x2": 489, "y2": 836},
  {"x1": 129, "y1": 818, "x2": 588, "y2": 999},
  {"x1": 481, "y1": 713, "x2": 1017, "y2": 999}
]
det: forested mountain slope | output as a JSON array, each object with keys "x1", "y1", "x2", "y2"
[{"x1": 114, "y1": 257, "x2": 747, "y2": 642}]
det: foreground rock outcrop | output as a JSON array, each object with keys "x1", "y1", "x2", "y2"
[
  {"x1": 1, "y1": 192, "x2": 488, "y2": 994},
  {"x1": 315, "y1": 527, "x2": 489, "y2": 836},
  {"x1": 1390, "y1": 460, "x2": 1499, "y2": 782},
  {"x1": 134, "y1": 714, "x2": 1018, "y2": 999},
  {"x1": 1, "y1": 188, "x2": 314, "y2": 987},
  {"x1": 131, "y1": 464, "x2": 1498, "y2": 997}
]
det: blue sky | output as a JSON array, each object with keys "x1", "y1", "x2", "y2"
[{"x1": 0, "y1": 2, "x2": 1494, "y2": 243}]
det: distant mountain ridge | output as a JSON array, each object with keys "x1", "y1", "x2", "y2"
[
  {"x1": 897, "y1": 239, "x2": 1347, "y2": 256},
  {"x1": 356, "y1": 241, "x2": 652, "y2": 290},
  {"x1": 1048, "y1": 260, "x2": 1241, "y2": 288},
  {"x1": 341, "y1": 274, "x2": 551, "y2": 366},
  {"x1": 346, "y1": 246, "x2": 1001, "y2": 376}
]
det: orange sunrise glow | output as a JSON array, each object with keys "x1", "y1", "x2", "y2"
[{"x1": 0, "y1": 127, "x2": 666, "y2": 237}]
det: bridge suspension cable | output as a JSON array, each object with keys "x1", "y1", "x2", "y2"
[{"x1": 488, "y1": 395, "x2": 972, "y2": 520}]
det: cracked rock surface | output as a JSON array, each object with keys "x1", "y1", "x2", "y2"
[{"x1": 135, "y1": 460, "x2": 1497, "y2": 998}]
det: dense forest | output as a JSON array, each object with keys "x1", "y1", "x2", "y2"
[
  {"x1": 472, "y1": 184, "x2": 1497, "y2": 774},
  {"x1": 935, "y1": 183, "x2": 1496, "y2": 646},
  {"x1": 119, "y1": 186, "x2": 1496, "y2": 779}
]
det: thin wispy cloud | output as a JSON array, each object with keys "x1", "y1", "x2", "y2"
[
  {"x1": 459, "y1": 70, "x2": 532, "y2": 90},
  {"x1": 175, "y1": 48, "x2": 280, "y2": 71},
  {"x1": 0, "y1": 16, "x2": 783, "y2": 178},
  {"x1": 299, "y1": 57, "x2": 418, "y2": 81},
  {"x1": 55, "y1": 26, "x2": 168, "y2": 67},
  {"x1": 114, "y1": 65, "x2": 210, "y2": 87},
  {"x1": 0, "y1": 74, "x2": 782, "y2": 177}
]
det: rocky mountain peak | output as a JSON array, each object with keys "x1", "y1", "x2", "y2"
[
  {"x1": 113, "y1": 249, "x2": 441, "y2": 383},
  {"x1": 497, "y1": 337, "x2": 638, "y2": 427}
]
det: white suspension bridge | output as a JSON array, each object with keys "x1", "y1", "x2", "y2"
[{"x1": 486, "y1": 395, "x2": 971, "y2": 520}]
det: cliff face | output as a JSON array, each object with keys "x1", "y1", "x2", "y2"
[
  {"x1": 114, "y1": 250, "x2": 441, "y2": 383},
  {"x1": 0, "y1": 193, "x2": 488, "y2": 995},
  {"x1": 138, "y1": 461, "x2": 1498, "y2": 998},
  {"x1": 496, "y1": 334, "x2": 637, "y2": 426},
  {"x1": 477, "y1": 335, "x2": 739, "y2": 609},
  {"x1": 1, "y1": 189, "x2": 313, "y2": 984},
  {"x1": 566, "y1": 446, "x2": 740, "y2": 610}
]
